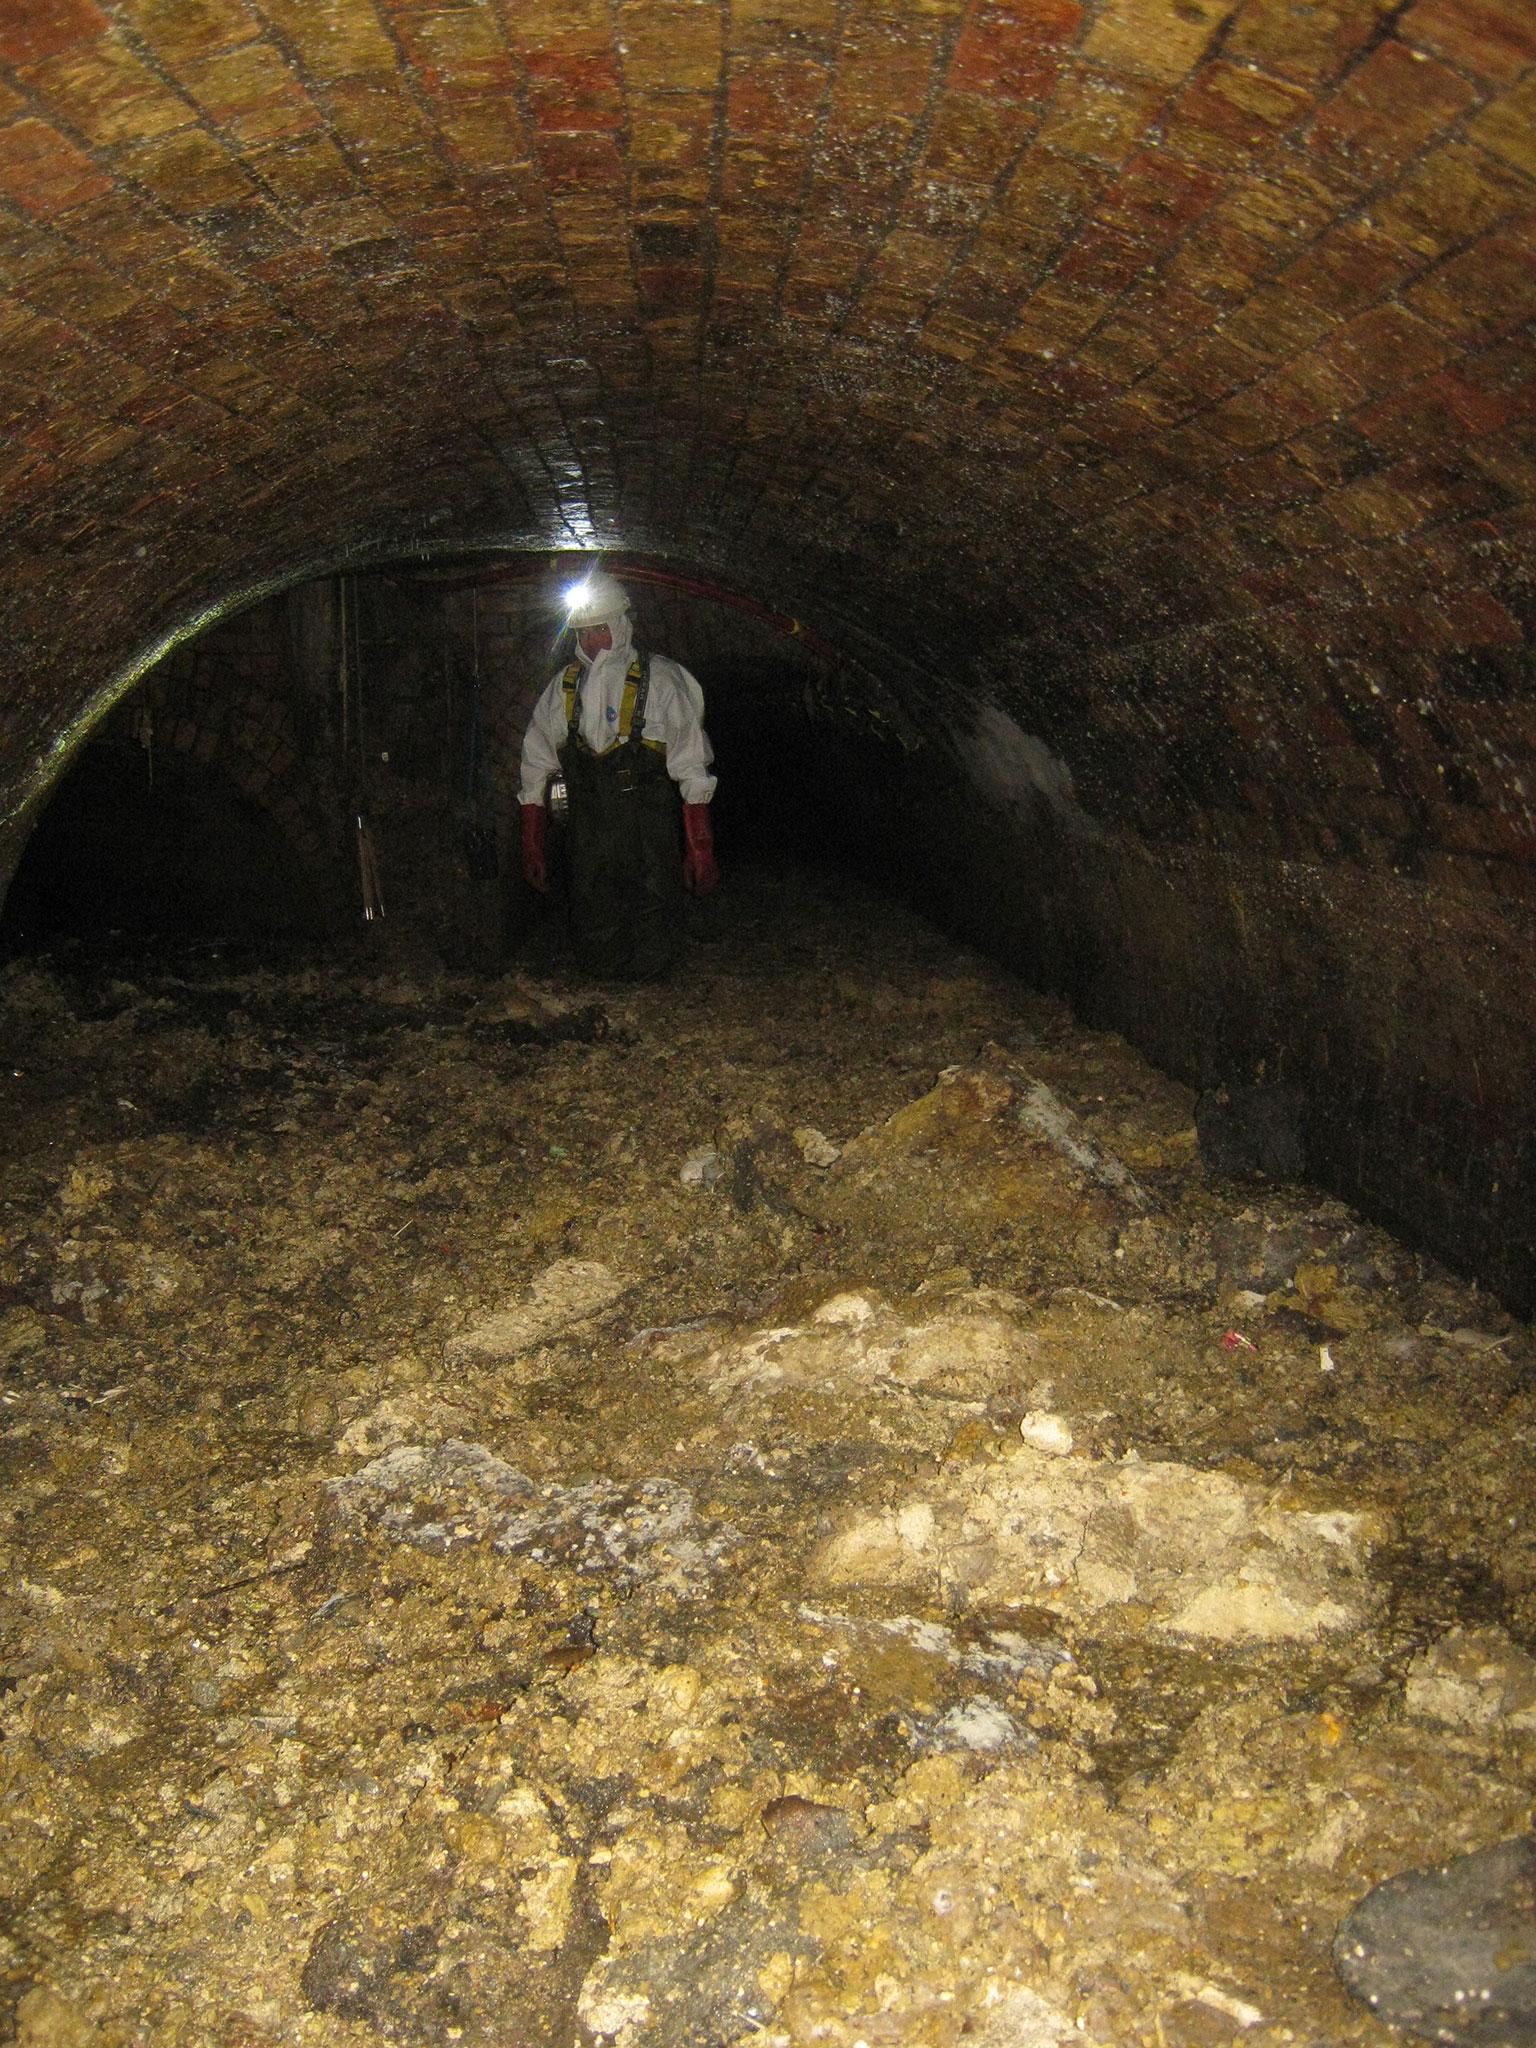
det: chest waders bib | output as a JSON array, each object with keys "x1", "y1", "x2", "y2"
[{"x1": 558, "y1": 654, "x2": 683, "y2": 979}]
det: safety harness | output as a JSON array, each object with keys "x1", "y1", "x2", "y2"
[{"x1": 560, "y1": 653, "x2": 663, "y2": 755}]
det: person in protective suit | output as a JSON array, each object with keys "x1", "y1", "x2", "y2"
[{"x1": 518, "y1": 570, "x2": 718, "y2": 978}]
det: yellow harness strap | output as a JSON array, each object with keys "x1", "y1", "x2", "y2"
[{"x1": 562, "y1": 658, "x2": 647, "y2": 749}]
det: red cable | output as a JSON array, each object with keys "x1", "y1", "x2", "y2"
[{"x1": 394, "y1": 557, "x2": 832, "y2": 658}]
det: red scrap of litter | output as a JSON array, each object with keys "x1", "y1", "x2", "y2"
[{"x1": 1222, "y1": 1330, "x2": 1258, "y2": 1352}]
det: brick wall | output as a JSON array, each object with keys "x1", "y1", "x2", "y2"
[{"x1": 102, "y1": 594, "x2": 336, "y2": 884}]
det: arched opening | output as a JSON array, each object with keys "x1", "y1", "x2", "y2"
[{"x1": 0, "y1": 740, "x2": 327, "y2": 957}]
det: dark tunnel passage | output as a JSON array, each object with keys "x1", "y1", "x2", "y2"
[
  {"x1": 0, "y1": 740, "x2": 327, "y2": 953},
  {"x1": 0, "y1": 557, "x2": 895, "y2": 948},
  {"x1": 4, "y1": 546, "x2": 1531, "y2": 1310}
]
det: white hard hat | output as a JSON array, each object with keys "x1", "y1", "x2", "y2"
[{"x1": 564, "y1": 570, "x2": 630, "y2": 630}]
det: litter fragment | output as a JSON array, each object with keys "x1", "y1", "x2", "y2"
[
  {"x1": 1020, "y1": 1410, "x2": 1074, "y2": 1455},
  {"x1": 1169, "y1": 1974, "x2": 1265, "y2": 2030},
  {"x1": 1015, "y1": 1078, "x2": 1152, "y2": 1209},
  {"x1": 793, "y1": 1126, "x2": 840, "y2": 1168}
]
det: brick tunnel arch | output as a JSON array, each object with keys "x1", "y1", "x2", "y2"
[{"x1": 0, "y1": 0, "x2": 1532, "y2": 1303}]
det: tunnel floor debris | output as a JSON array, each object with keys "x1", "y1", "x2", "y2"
[{"x1": 2, "y1": 865, "x2": 1533, "y2": 2048}]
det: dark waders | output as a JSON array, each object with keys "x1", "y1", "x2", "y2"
[{"x1": 558, "y1": 661, "x2": 683, "y2": 979}]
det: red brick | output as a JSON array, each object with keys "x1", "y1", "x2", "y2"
[
  {"x1": 1052, "y1": 226, "x2": 1149, "y2": 295},
  {"x1": 1431, "y1": 587, "x2": 1526, "y2": 648},
  {"x1": 257, "y1": 0, "x2": 399, "y2": 79},
  {"x1": 393, "y1": 10, "x2": 518, "y2": 99},
  {"x1": 1324, "y1": 740, "x2": 1390, "y2": 791},
  {"x1": 536, "y1": 128, "x2": 626, "y2": 192},
  {"x1": 948, "y1": 0, "x2": 1080, "y2": 101},
  {"x1": 1280, "y1": 220, "x2": 1419, "y2": 323},
  {"x1": 1421, "y1": 365, "x2": 1525, "y2": 437},
  {"x1": 129, "y1": 0, "x2": 263, "y2": 64},
  {"x1": 1435, "y1": 803, "x2": 1536, "y2": 861},
  {"x1": 524, "y1": 47, "x2": 626, "y2": 131},
  {"x1": 1319, "y1": 303, "x2": 1453, "y2": 392},
  {"x1": 1139, "y1": 328, "x2": 1270, "y2": 412},
  {"x1": 0, "y1": 0, "x2": 108, "y2": 67},
  {"x1": 182, "y1": 45, "x2": 324, "y2": 146},
  {"x1": 1400, "y1": 0, "x2": 1536, "y2": 82},
  {"x1": 1107, "y1": 151, "x2": 1224, "y2": 245},
  {"x1": 1308, "y1": 40, "x2": 1479, "y2": 186},
  {"x1": 1469, "y1": 74, "x2": 1536, "y2": 177},
  {"x1": 17, "y1": 38, "x2": 195, "y2": 148},
  {"x1": 1034, "y1": 62, "x2": 1164, "y2": 163},
  {"x1": 994, "y1": 0, "x2": 1084, "y2": 36},
  {"x1": 0, "y1": 117, "x2": 111, "y2": 217},
  {"x1": 1050, "y1": 157, "x2": 1220, "y2": 298},
  {"x1": 1164, "y1": 60, "x2": 1313, "y2": 170},
  {"x1": 727, "y1": 53, "x2": 826, "y2": 140},
  {"x1": 1405, "y1": 226, "x2": 1536, "y2": 338},
  {"x1": 637, "y1": 260, "x2": 710, "y2": 309},
  {"x1": 924, "y1": 92, "x2": 1035, "y2": 182}
]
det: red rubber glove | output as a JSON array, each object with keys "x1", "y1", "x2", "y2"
[
  {"x1": 681, "y1": 802, "x2": 718, "y2": 895},
  {"x1": 520, "y1": 802, "x2": 549, "y2": 892}
]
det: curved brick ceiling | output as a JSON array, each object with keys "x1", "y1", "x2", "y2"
[{"x1": 1, "y1": 0, "x2": 1532, "y2": 813}]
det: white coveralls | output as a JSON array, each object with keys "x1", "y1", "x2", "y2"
[{"x1": 517, "y1": 611, "x2": 716, "y2": 806}]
